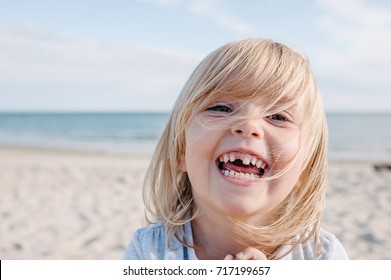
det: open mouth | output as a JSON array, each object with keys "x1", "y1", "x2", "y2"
[{"x1": 217, "y1": 152, "x2": 268, "y2": 181}]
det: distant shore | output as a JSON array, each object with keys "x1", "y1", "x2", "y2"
[{"x1": 1, "y1": 145, "x2": 390, "y2": 259}]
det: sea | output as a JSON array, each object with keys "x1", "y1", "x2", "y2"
[{"x1": 0, "y1": 112, "x2": 390, "y2": 161}]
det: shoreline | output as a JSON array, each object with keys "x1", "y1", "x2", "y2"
[
  {"x1": 1, "y1": 145, "x2": 390, "y2": 259},
  {"x1": 1, "y1": 143, "x2": 390, "y2": 165},
  {"x1": 0, "y1": 142, "x2": 156, "y2": 156}
]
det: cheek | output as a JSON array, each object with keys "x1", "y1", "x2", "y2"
[
  {"x1": 277, "y1": 141, "x2": 303, "y2": 192},
  {"x1": 274, "y1": 135, "x2": 300, "y2": 165},
  {"x1": 180, "y1": 122, "x2": 199, "y2": 173},
  {"x1": 181, "y1": 127, "x2": 207, "y2": 174},
  {"x1": 270, "y1": 132, "x2": 302, "y2": 187},
  {"x1": 179, "y1": 154, "x2": 187, "y2": 172},
  {"x1": 269, "y1": 162, "x2": 302, "y2": 207}
]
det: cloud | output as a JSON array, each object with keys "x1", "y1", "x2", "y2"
[
  {"x1": 318, "y1": 0, "x2": 391, "y2": 28},
  {"x1": 317, "y1": 0, "x2": 391, "y2": 61},
  {"x1": 0, "y1": 22, "x2": 202, "y2": 110},
  {"x1": 136, "y1": 0, "x2": 180, "y2": 6},
  {"x1": 189, "y1": 0, "x2": 257, "y2": 35},
  {"x1": 138, "y1": 0, "x2": 257, "y2": 35},
  {"x1": 315, "y1": 0, "x2": 391, "y2": 111}
]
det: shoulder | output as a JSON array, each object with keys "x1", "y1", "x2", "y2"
[
  {"x1": 133, "y1": 223, "x2": 168, "y2": 243},
  {"x1": 284, "y1": 228, "x2": 349, "y2": 260},
  {"x1": 123, "y1": 223, "x2": 186, "y2": 260},
  {"x1": 318, "y1": 228, "x2": 349, "y2": 259},
  {"x1": 133, "y1": 223, "x2": 166, "y2": 240},
  {"x1": 123, "y1": 223, "x2": 167, "y2": 260}
]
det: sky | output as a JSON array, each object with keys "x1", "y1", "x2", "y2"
[{"x1": 0, "y1": 0, "x2": 390, "y2": 112}]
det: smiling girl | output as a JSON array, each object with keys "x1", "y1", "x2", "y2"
[{"x1": 124, "y1": 38, "x2": 348, "y2": 260}]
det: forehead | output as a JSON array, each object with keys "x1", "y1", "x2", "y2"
[
  {"x1": 202, "y1": 83, "x2": 308, "y2": 124},
  {"x1": 205, "y1": 84, "x2": 307, "y2": 111},
  {"x1": 203, "y1": 62, "x2": 309, "y2": 104}
]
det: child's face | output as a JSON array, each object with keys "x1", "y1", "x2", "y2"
[{"x1": 180, "y1": 98, "x2": 305, "y2": 222}]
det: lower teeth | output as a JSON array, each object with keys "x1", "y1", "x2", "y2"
[{"x1": 221, "y1": 169, "x2": 262, "y2": 181}]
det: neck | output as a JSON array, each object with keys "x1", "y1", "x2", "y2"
[{"x1": 191, "y1": 209, "x2": 247, "y2": 260}]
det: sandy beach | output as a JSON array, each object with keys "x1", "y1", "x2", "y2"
[{"x1": 0, "y1": 146, "x2": 390, "y2": 260}]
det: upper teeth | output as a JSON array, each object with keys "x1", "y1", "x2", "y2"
[{"x1": 219, "y1": 152, "x2": 267, "y2": 169}]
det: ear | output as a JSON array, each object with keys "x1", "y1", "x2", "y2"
[{"x1": 179, "y1": 154, "x2": 187, "y2": 172}]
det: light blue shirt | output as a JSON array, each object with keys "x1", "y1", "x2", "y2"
[{"x1": 123, "y1": 221, "x2": 349, "y2": 260}]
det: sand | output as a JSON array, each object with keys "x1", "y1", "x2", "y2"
[{"x1": 0, "y1": 146, "x2": 390, "y2": 260}]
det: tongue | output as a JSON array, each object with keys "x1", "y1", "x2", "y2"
[{"x1": 223, "y1": 162, "x2": 261, "y2": 175}]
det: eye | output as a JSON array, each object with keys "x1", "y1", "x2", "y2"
[
  {"x1": 206, "y1": 105, "x2": 232, "y2": 113},
  {"x1": 266, "y1": 114, "x2": 291, "y2": 126},
  {"x1": 268, "y1": 114, "x2": 287, "y2": 121}
]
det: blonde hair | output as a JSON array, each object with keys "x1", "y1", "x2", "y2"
[{"x1": 143, "y1": 38, "x2": 328, "y2": 259}]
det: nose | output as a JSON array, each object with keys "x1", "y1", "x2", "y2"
[{"x1": 231, "y1": 118, "x2": 264, "y2": 139}]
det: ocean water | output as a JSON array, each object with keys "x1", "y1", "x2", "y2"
[
  {"x1": 0, "y1": 112, "x2": 390, "y2": 161},
  {"x1": 326, "y1": 113, "x2": 391, "y2": 161},
  {"x1": 0, "y1": 112, "x2": 169, "y2": 151}
]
